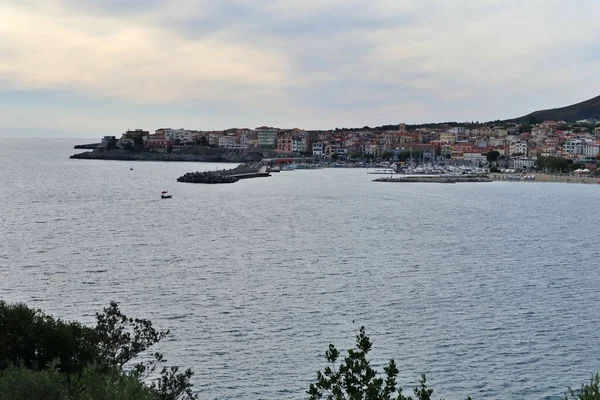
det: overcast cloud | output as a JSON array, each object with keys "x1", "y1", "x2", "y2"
[{"x1": 0, "y1": 0, "x2": 599, "y2": 136}]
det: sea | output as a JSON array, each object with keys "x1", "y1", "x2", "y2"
[{"x1": 1, "y1": 137, "x2": 599, "y2": 399}]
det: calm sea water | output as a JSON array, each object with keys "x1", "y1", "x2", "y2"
[{"x1": 1, "y1": 138, "x2": 599, "y2": 399}]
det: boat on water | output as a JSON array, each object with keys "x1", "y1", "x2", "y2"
[{"x1": 161, "y1": 190, "x2": 172, "y2": 199}]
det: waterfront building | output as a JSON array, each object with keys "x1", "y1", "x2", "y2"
[
  {"x1": 143, "y1": 131, "x2": 179, "y2": 149},
  {"x1": 292, "y1": 137, "x2": 307, "y2": 153},
  {"x1": 256, "y1": 126, "x2": 278, "y2": 149},
  {"x1": 122, "y1": 129, "x2": 149, "y2": 148},
  {"x1": 509, "y1": 157, "x2": 536, "y2": 170},
  {"x1": 164, "y1": 129, "x2": 196, "y2": 144},
  {"x1": 312, "y1": 141, "x2": 325, "y2": 157},
  {"x1": 463, "y1": 152, "x2": 487, "y2": 166},
  {"x1": 276, "y1": 133, "x2": 293, "y2": 154},
  {"x1": 208, "y1": 131, "x2": 224, "y2": 146},
  {"x1": 450, "y1": 142, "x2": 475, "y2": 160}
]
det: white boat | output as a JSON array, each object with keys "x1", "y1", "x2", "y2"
[{"x1": 161, "y1": 190, "x2": 172, "y2": 199}]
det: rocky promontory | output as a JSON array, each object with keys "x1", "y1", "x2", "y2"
[{"x1": 70, "y1": 148, "x2": 266, "y2": 163}]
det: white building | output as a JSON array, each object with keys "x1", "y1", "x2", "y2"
[
  {"x1": 164, "y1": 129, "x2": 196, "y2": 143},
  {"x1": 510, "y1": 157, "x2": 536, "y2": 170},
  {"x1": 563, "y1": 138, "x2": 599, "y2": 156},
  {"x1": 509, "y1": 141, "x2": 528, "y2": 156},
  {"x1": 218, "y1": 135, "x2": 248, "y2": 149},
  {"x1": 292, "y1": 137, "x2": 307, "y2": 153},
  {"x1": 312, "y1": 142, "x2": 325, "y2": 156},
  {"x1": 256, "y1": 127, "x2": 278, "y2": 149},
  {"x1": 463, "y1": 152, "x2": 487, "y2": 166},
  {"x1": 488, "y1": 138, "x2": 505, "y2": 147}
]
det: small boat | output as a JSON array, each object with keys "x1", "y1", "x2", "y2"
[
  {"x1": 161, "y1": 190, "x2": 172, "y2": 199},
  {"x1": 130, "y1": 167, "x2": 133, "y2": 171}
]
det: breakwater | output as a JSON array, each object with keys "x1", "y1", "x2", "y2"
[
  {"x1": 490, "y1": 173, "x2": 600, "y2": 184},
  {"x1": 177, "y1": 164, "x2": 271, "y2": 184},
  {"x1": 374, "y1": 175, "x2": 491, "y2": 183}
]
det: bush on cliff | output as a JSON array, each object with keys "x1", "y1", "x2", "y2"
[{"x1": 0, "y1": 301, "x2": 196, "y2": 400}]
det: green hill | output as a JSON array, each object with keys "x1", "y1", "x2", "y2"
[{"x1": 507, "y1": 95, "x2": 600, "y2": 124}]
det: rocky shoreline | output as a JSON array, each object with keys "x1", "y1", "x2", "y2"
[
  {"x1": 70, "y1": 148, "x2": 266, "y2": 163},
  {"x1": 73, "y1": 143, "x2": 101, "y2": 149}
]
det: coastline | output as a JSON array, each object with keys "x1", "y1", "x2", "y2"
[{"x1": 69, "y1": 148, "x2": 266, "y2": 163}]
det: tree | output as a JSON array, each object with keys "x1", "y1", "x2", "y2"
[
  {"x1": 382, "y1": 151, "x2": 394, "y2": 160},
  {"x1": 307, "y1": 326, "x2": 467, "y2": 400},
  {"x1": 0, "y1": 301, "x2": 99, "y2": 374},
  {"x1": 536, "y1": 156, "x2": 572, "y2": 173},
  {"x1": 519, "y1": 124, "x2": 532, "y2": 134},
  {"x1": 565, "y1": 373, "x2": 600, "y2": 400},
  {"x1": 331, "y1": 153, "x2": 339, "y2": 161},
  {"x1": 350, "y1": 151, "x2": 363, "y2": 160},
  {"x1": 486, "y1": 150, "x2": 501, "y2": 163},
  {"x1": 0, "y1": 301, "x2": 197, "y2": 400},
  {"x1": 95, "y1": 301, "x2": 196, "y2": 400}
]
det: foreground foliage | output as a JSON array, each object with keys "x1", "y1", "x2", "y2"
[
  {"x1": 309, "y1": 326, "x2": 600, "y2": 400},
  {"x1": 307, "y1": 326, "x2": 453, "y2": 400},
  {"x1": 566, "y1": 374, "x2": 600, "y2": 400},
  {"x1": 2, "y1": 301, "x2": 600, "y2": 399},
  {"x1": 0, "y1": 301, "x2": 196, "y2": 400}
]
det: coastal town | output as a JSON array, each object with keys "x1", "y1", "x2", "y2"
[{"x1": 81, "y1": 119, "x2": 600, "y2": 174}]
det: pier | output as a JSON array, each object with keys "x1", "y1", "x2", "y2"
[
  {"x1": 177, "y1": 164, "x2": 271, "y2": 184},
  {"x1": 373, "y1": 175, "x2": 491, "y2": 183},
  {"x1": 489, "y1": 173, "x2": 600, "y2": 184}
]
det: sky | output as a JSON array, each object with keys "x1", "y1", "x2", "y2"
[{"x1": 0, "y1": 0, "x2": 599, "y2": 138}]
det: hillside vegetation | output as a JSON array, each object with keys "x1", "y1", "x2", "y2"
[{"x1": 507, "y1": 95, "x2": 600, "y2": 123}]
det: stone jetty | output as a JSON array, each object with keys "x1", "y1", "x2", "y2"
[
  {"x1": 177, "y1": 171, "x2": 240, "y2": 184},
  {"x1": 177, "y1": 163, "x2": 271, "y2": 184},
  {"x1": 374, "y1": 175, "x2": 492, "y2": 183}
]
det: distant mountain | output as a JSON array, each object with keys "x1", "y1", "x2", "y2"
[{"x1": 506, "y1": 95, "x2": 600, "y2": 124}]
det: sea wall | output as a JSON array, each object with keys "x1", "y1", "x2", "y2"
[
  {"x1": 374, "y1": 175, "x2": 491, "y2": 183},
  {"x1": 490, "y1": 173, "x2": 599, "y2": 184}
]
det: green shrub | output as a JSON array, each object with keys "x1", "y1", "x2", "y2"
[
  {"x1": 0, "y1": 301, "x2": 196, "y2": 400},
  {"x1": 0, "y1": 365, "x2": 67, "y2": 400}
]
